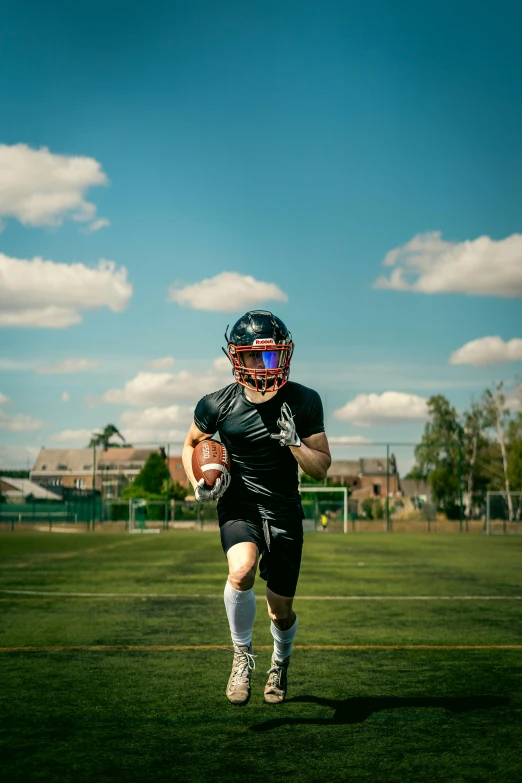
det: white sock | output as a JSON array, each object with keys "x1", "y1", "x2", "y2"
[
  {"x1": 224, "y1": 581, "x2": 256, "y2": 649},
  {"x1": 270, "y1": 615, "x2": 298, "y2": 661}
]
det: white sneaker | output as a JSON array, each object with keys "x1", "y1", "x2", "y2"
[
  {"x1": 264, "y1": 655, "x2": 290, "y2": 704},
  {"x1": 226, "y1": 644, "x2": 255, "y2": 706}
]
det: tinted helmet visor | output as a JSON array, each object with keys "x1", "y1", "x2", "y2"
[
  {"x1": 240, "y1": 349, "x2": 287, "y2": 370},
  {"x1": 228, "y1": 342, "x2": 294, "y2": 393}
]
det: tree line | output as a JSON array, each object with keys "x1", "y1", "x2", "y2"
[{"x1": 411, "y1": 383, "x2": 522, "y2": 520}]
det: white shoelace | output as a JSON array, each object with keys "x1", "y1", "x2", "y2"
[
  {"x1": 228, "y1": 648, "x2": 256, "y2": 685},
  {"x1": 266, "y1": 661, "x2": 287, "y2": 689}
]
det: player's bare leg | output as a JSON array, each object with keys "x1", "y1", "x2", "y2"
[
  {"x1": 264, "y1": 587, "x2": 298, "y2": 704},
  {"x1": 224, "y1": 542, "x2": 258, "y2": 705}
]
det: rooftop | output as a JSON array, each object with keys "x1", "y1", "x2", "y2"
[
  {"x1": 1, "y1": 476, "x2": 62, "y2": 500},
  {"x1": 329, "y1": 458, "x2": 399, "y2": 477},
  {"x1": 31, "y1": 448, "x2": 97, "y2": 474}
]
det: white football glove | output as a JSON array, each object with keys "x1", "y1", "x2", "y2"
[
  {"x1": 270, "y1": 402, "x2": 301, "y2": 447},
  {"x1": 194, "y1": 470, "x2": 231, "y2": 502}
]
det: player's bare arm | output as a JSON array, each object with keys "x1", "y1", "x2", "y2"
[
  {"x1": 183, "y1": 422, "x2": 231, "y2": 502},
  {"x1": 270, "y1": 401, "x2": 331, "y2": 480},
  {"x1": 182, "y1": 421, "x2": 214, "y2": 490},
  {"x1": 290, "y1": 432, "x2": 331, "y2": 481}
]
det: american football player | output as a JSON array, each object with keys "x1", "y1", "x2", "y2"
[{"x1": 182, "y1": 310, "x2": 331, "y2": 705}]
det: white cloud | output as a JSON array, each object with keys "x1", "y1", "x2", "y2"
[
  {"x1": 37, "y1": 358, "x2": 99, "y2": 374},
  {"x1": 0, "y1": 393, "x2": 43, "y2": 432},
  {"x1": 374, "y1": 231, "x2": 522, "y2": 297},
  {"x1": 0, "y1": 444, "x2": 40, "y2": 469},
  {"x1": 61, "y1": 392, "x2": 70, "y2": 403},
  {"x1": 506, "y1": 385, "x2": 522, "y2": 413},
  {"x1": 119, "y1": 405, "x2": 193, "y2": 444},
  {"x1": 0, "y1": 254, "x2": 132, "y2": 328},
  {"x1": 120, "y1": 405, "x2": 193, "y2": 428},
  {"x1": 328, "y1": 436, "x2": 373, "y2": 445},
  {"x1": 213, "y1": 356, "x2": 231, "y2": 371},
  {"x1": 103, "y1": 369, "x2": 231, "y2": 407},
  {"x1": 168, "y1": 271, "x2": 288, "y2": 312},
  {"x1": 51, "y1": 429, "x2": 93, "y2": 444},
  {"x1": 0, "y1": 307, "x2": 82, "y2": 328},
  {"x1": 0, "y1": 358, "x2": 34, "y2": 371},
  {"x1": 147, "y1": 356, "x2": 175, "y2": 370},
  {"x1": 120, "y1": 405, "x2": 194, "y2": 444},
  {"x1": 0, "y1": 410, "x2": 44, "y2": 432},
  {"x1": 334, "y1": 391, "x2": 429, "y2": 426},
  {"x1": 450, "y1": 336, "x2": 522, "y2": 366},
  {"x1": 0, "y1": 143, "x2": 108, "y2": 229},
  {"x1": 83, "y1": 218, "x2": 110, "y2": 233}
]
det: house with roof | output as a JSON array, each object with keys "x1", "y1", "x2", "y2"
[
  {"x1": 30, "y1": 449, "x2": 100, "y2": 494},
  {"x1": 30, "y1": 446, "x2": 185, "y2": 499},
  {"x1": 97, "y1": 447, "x2": 166, "y2": 497},
  {"x1": 0, "y1": 476, "x2": 62, "y2": 502},
  {"x1": 399, "y1": 477, "x2": 432, "y2": 506},
  {"x1": 328, "y1": 456, "x2": 401, "y2": 498},
  {"x1": 168, "y1": 456, "x2": 189, "y2": 488}
]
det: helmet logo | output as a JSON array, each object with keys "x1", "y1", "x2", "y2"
[{"x1": 253, "y1": 338, "x2": 276, "y2": 346}]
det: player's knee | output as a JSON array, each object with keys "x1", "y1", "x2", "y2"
[
  {"x1": 267, "y1": 605, "x2": 294, "y2": 627},
  {"x1": 228, "y1": 564, "x2": 256, "y2": 591}
]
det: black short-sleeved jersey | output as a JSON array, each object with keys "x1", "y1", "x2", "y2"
[{"x1": 194, "y1": 381, "x2": 324, "y2": 520}]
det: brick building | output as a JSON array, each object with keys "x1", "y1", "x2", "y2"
[
  {"x1": 168, "y1": 456, "x2": 189, "y2": 487},
  {"x1": 30, "y1": 446, "x2": 174, "y2": 498},
  {"x1": 327, "y1": 455, "x2": 400, "y2": 497},
  {"x1": 30, "y1": 449, "x2": 101, "y2": 493}
]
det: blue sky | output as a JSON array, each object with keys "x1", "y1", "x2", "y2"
[{"x1": 1, "y1": 0, "x2": 521, "y2": 471}]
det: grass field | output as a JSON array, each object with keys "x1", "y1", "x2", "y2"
[{"x1": 1, "y1": 531, "x2": 521, "y2": 783}]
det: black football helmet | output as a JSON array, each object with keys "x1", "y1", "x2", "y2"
[{"x1": 224, "y1": 310, "x2": 294, "y2": 394}]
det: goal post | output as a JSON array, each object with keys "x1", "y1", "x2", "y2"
[
  {"x1": 128, "y1": 498, "x2": 161, "y2": 534},
  {"x1": 299, "y1": 486, "x2": 349, "y2": 533},
  {"x1": 486, "y1": 491, "x2": 522, "y2": 535}
]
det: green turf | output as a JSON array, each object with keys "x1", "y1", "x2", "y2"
[{"x1": 1, "y1": 532, "x2": 521, "y2": 782}]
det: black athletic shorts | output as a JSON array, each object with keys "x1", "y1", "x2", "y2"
[{"x1": 218, "y1": 501, "x2": 304, "y2": 598}]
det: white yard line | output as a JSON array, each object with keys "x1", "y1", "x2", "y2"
[
  {"x1": 0, "y1": 589, "x2": 520, "y2": 600},
  {"x1": 1, "y1": 644, "x2": 521, "y2": 652}
]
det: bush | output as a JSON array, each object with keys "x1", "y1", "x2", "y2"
[{"x1": 360, "y1": 498, "x2": 386, "y2": 519}]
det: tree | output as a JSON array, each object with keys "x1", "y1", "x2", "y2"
[
  {"x1": 461, "y1": 401, "x2": 489, "y2": 518},
  {"x1": 482, "y1": 383, "x2": 514, "y2": 521},
  {"x1": 507, "y1": 413, "x2": 522, "y2": 494},
  {"x1": 414, "y1": 395, "x2": 462, "y2": 519},
  {"x1": 360, "y1": 497, "x2": 384, "y2": 520},
  {"x1": 88, "y1": 424, "x2": 127, "y2": 449},
  {"x1": 409, "y1": 383, "x2": 522, "y2": 521},
  {"x1": 300, "y1": 472, "x2": 352, "y2": 502},
  {"x1": 123, "y1": 452, "x2": 169, "y2": 498},
  {"x1": 404, "y1": 465, "x2": 427, "y2": 497},
  {"x1": 505, "y1": 413, "x2": 522, "y2": 520},
  {"x1": 1, "y1": 470, "x2": 30, "y2": 479},
  {"x1": 167, "y1": 481, "x2": 189, "y2": 501}
]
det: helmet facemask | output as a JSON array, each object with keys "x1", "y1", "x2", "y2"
[
  {"x1": 226, "y1": 341, "x2": 293, "y2": 393},
  {"x1": 223, "y1": 311, "x2": 294, "y2": 394}
]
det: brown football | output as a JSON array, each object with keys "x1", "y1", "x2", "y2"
[{"x1": 192, "y1": 439, "x2": 231, "y2": 488}]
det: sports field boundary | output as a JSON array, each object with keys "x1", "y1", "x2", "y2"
[
  {"x1": 1, "y1": 644, "x2": 521, "y2": 652},
  {"x1": 0, "y1": 589, "x2": 521, "y2": 600}
]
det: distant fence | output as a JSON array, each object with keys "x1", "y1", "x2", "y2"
[{"x1": 1, "y1": 491, "x2": 521, "y2": 534}]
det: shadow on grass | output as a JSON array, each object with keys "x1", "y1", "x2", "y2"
[{"x1": 249, "y1": 695, "x2": 509, "y2": 732}]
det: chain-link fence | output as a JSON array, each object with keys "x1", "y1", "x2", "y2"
[{"x1": 0, "y1": 481, "x2": 505, "y2": 533}]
